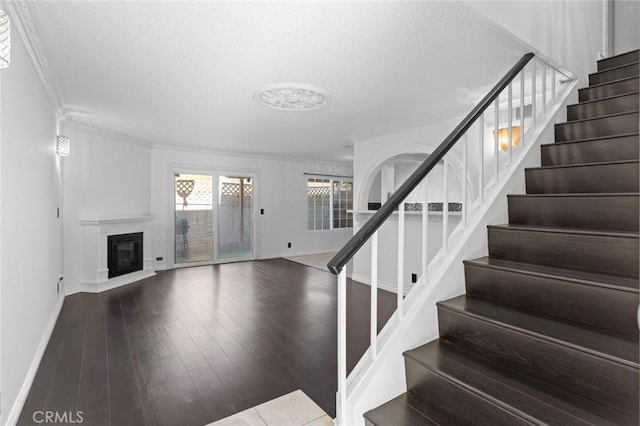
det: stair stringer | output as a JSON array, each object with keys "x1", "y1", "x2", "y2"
[{"x1": 342, "y1": 79, "x2": 579, "y2": 426}]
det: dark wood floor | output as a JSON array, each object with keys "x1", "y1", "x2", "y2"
[{"x1": 18, "y1": 258, "x2": 396, "y2": 425}]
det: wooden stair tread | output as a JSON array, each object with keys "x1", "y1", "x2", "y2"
[
  {"x1": 582, "y1": 75, "x2": 639, "y2": 90},
  {"x1": 437, "y1": 295, "x2": 639, "y2": 367},
  {"x1": 525, "y1": 160, "x2": 639, "y2": 195},
  {"x1": 597, "y1": 50, "x2": 640, "y2": 70},
  {"x1": 566, "y1": 91, "x2": 639, "y2": 121},
  {"x1": 555, "y1": 111, "x2": 638, "y2": 142},
  {"x1": 404, "y1": 340, "x2": 635, "y2": 426},
  {"x1": 589, "y1": 61, "x2": 639, "y2": 75},
  {"x1": 508, "y1": 192, "x2": 639, "y2": 198},
  {"x1": 507, "y1": 192, "x2": 639, "y2": 231},
  {"x1": 555, "y1": 109, "x2": 638, "y2": 124},
  {"x1": 540, "y1": 134, "x2": 639, "y2": 167},
  {"x1": 464, "y1": 256, "x2": 639, "y2": 293},
  {"x1": 488, "y1": 223, "x2": 639, "y2": 239},
  {"x1": 578, "y1": 76, "x2": 639, "y2": 102},
  {"x1": 568, "y1": 90, "x2": 640, "y2": 107},
  {"x1": 363, "y1": 393, "x2": 438, "y2": 426},
  {"x1": 488, "y1": 224, "x2": 639, "y2": 278},
  {"x1": 567, "y1": 91, "x2": 639, "y2": 119},
  {"x1": 591, "y1": 61, "x2": 639, "y2": 74},
  {"x1": 589, "y1": 62, "x2": 639, "y2": 85},
  {"x1": 526, "y1": 158, "x2": 639, "y2": 171},
  {"x1": 541, "y1": 132, "x2": 639, "y2": 147}
]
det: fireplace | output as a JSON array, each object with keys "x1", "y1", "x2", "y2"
[
  {"x1": 79, "y1": 216, "x2": 154, "y2": 294},
  {"x1": 108, "y1": 232, "x2": 143, "y2": 279}
]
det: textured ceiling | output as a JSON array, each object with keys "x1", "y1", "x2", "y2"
[{"x1": 26, "y1": 1, "x2": 529, "y2": 162}]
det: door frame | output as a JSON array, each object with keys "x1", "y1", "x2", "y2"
[
  {"x1": 213, "y1": 174, "x2": 257, "y2": 264},
  {"x1": 168, "y1": 164, "x2": 258, "y2": 269}
]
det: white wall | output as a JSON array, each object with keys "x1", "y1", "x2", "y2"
[
  {"x1": 466, "y1": 0, "x2": 604, "y2": 86},
  {"x1": 61, "y1": 122, "x2": 152, "y2": 294},
  {"x1": 614, "y1": 0, "x2": 640, "y2": 55},
  {"x1": 60, "y1": 125, "x2": 351, "y2": 288},
  {"x1": 353, "y1": 115, "x2": 469, "y2": 210},
  {"x1": 150, "y1": 148, "x2": 353, "y2": 268},
  {"x1": 351, "y1": 115, "x2": 466, "y2": 290},
  {"x1": 0, "y1": 33, "x2": 63, "y2": 425}
]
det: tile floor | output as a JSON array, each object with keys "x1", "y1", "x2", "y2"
[{"x1": 209, "y1": 390, "x2": 333, "y2": 426}]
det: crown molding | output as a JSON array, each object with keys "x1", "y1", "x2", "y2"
[
  {"x1": 63, "y1": 114, "x2": 353, "y2": 166},
  {"x1": 3, "y1": 0, "x2": 65, "y2": 120},
  {"x1": 68, "y1": 117, "x2": 352, "y2": 167},
  {"x1": 152, "y1": 142, "x2": 353, "y2": 167},
  {"x1": 65, "y1": 118, "x2": 156, "y2": 149}
]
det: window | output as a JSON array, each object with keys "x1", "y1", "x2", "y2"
[{"x1": 307, "y1": 177, "x2": 353, "y2": 230}]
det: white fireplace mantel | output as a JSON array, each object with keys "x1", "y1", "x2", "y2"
[
  {"x1": 80, "y1": 216, "x2": 155, "y2": 226},
  {"x1": 80, "y1": 215, "x2": 156, "y2": 293}
]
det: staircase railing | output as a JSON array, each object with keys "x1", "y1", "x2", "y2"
[{"x1": 328, "y1": 53, "x2": 576, "y2": 424}]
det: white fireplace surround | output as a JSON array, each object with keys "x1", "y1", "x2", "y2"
[{"x1": 80, "y1": 215, "x2": 156, "y2": 293}]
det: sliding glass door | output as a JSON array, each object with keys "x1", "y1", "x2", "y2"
[
  {"x1": 216, "y1": 176, "x2": 253, "y2": 261},
  {"x1": 174, "y1": 172, "x2": 254, "y2": 265},
  {"x1": 174, "y1": 173, "x2": 214, "y2": 264}
]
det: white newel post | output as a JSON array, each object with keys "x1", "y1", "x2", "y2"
[{"x1": 80, "y1": 216, "x2": 156, "y2": 293}]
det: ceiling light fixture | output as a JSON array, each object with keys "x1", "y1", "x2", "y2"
[
  {"x1": 254, "y1": 84, "x2": 331, "y2": 111},
  {"x1": 0, "y1": 8, "x2": 10, "y2": 69}
]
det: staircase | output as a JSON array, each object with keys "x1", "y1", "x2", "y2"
[{"x1": 364, "y1": 50, "x2": 640, "y2": 426}]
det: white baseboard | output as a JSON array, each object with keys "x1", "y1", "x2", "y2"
[
  {"x1": 5, "y1": 293, "x2": 65, "y2": 426},
  {"x1": 64, "y1": 285, "x2": 81, "y2": 296},
  {"x1": 66, "y1": 269, "x2": 157, "y2": 296},
  {"x1": 79, "y1": 269, "x2": 156, "y2": 293},
  {"x1": 351, "y1": 273, "x2": 412, "y2": 295},
  {"x1": 5, "y1": 269, "x2": 155, "y2": 423}
]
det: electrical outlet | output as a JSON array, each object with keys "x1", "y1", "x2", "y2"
[
  {"x1": 411, "y1": 273, "x2": 417, "y2": 283},
  {"x1": 287, "y1": 242, "x2": 292, "y2": 248},
  {"x1": 260, "y1": 208, "x2": 264, "y2": 215},
  {"x1": 156, "y1": 256, "x2": 163, "y2": 261},
  {"x1": 57, "y1": 207, "x2": 60, "y2": 218}
]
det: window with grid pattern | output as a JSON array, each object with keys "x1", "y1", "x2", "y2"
[{"x1": 307, "y1": 178, "x2": 352, "y2": 230}]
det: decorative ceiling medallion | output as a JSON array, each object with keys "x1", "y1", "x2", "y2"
[{"x1": 254, "y1": 84, "x2": 331, "y2": 111}]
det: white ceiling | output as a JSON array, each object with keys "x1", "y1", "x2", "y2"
[{"x1": 25, "y1": 1, "x2": 529, "y2": 162}]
